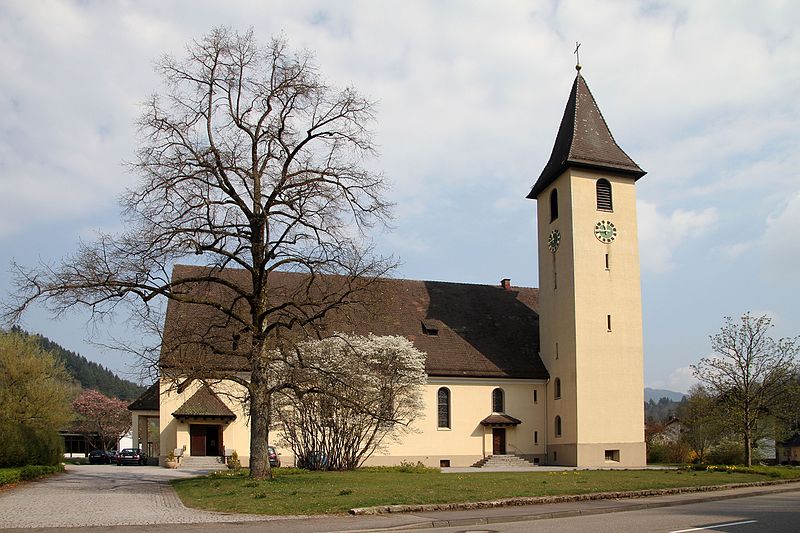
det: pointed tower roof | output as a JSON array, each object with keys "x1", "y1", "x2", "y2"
[{"x1": 527, "y1": 72, "x2": 645, "y2": 199}]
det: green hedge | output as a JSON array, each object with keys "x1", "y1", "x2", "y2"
[
  {"x1": 0, "y1": 422, "x2": 63, "y2": 467},
  {"x1": 0, "y1": 464, "x2": 64, "y2": 486}
]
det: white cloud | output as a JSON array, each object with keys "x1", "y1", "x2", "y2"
[
  {"x1": 637, "y1": 201, "x2": 718, "y2": 273},
  {"x1": 762, "y1": 191, "x2": 800, "y2": 279},
  {"x1": 647, "y1": 366, "x2": 697, "y2": 395}
]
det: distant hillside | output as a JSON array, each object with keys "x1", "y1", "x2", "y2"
[
  {"x1": 644, "y1": 387, "x2": 687, "y2": 403},
  {"x1": 10, "y1": 327, "x2": 145, "y2": 401}
]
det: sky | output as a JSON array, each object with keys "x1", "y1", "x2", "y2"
[{"x1": 1, "y1": 0, "x2": 798, "y2": 392}]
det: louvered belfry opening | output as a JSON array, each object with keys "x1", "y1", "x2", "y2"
[{"x1": 596, "y1": 178, "x2": 613, "y2": 211}]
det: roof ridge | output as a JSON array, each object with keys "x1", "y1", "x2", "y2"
[{"x1": 170, "y1": 264, "x2": 538, "y2": 291}]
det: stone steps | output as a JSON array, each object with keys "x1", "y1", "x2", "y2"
[
  {"x1": 472, "y1": 454, "x2": 538, "y2": 468},
  {"x1": 179, "y1": 456, "x2": 225, "y2": 469}
]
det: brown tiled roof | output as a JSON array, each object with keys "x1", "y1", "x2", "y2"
[
  {"x1": 128, "y1": 381, "x2": 160, "y2": 411},
  {"x1": 161, "y1": 265, "x2": 547, "y2": 380},
  {"x1": 171, "y1": 385, "x2": 236, "y2": 420},
  {"x1": 527, "y1": 73, "x2": 645, "y2": 199},
  {"x1": 480, "y1": 414, "x2": 522, "y2": 426}
]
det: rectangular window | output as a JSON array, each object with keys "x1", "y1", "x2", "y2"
[
  {"x1": 607, "y1": 314, "x2": 612, "y2": 331},
  {"x1": 555, "y1": 342, "x2": 559, "y2": 360},
  {"x1": 534, "y1": 431, "x2": 538, "y2": 444},
  {"x1": 605, "y1": 449, "x2": 620, "y2": 462},
  {"x1": 440, "y1": 459, "x2": 451, "y2": 468},
  {"x1": 605, "y1": 253, "x2": 610, "y2": 270},
  {"x1": 533, "y1": 389, "x2": 538, "y2": 404}
]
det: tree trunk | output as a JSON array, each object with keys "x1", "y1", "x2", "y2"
[
  {"x1": 744, "y1": 433, "x2": 752, "y2": 467},
  {"x1": 249, "y1": 362, "x2": 273, "y2": 479}
]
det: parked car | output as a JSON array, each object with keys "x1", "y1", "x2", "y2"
[
  {"x1": 298, "y1": 450, "x2": 327, "y2": 470},
  {"x1": 268, "y1": 446, "x2": 281, "y2": 468},
  {"x1": 116, "y1": 448, "x2": 147, "y2": 466},
  {"x1": 88, "y1": 449, "x2": 116, "y2": 464}
]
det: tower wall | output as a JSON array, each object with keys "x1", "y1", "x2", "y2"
[{"x1": 537, "y1": 168, "x2": 646, "y2": 467}]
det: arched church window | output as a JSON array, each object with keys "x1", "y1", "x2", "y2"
[
  {"x1": 492, "y1": 388, "x2": 504, "y2": 413},
  {"x1": 554, "y1": 378, "x2": 561, "y2": 399},
  {"x1": 555, "y1": 415, "x2": 562, "y2": 437},
  {"x1": 596, "y1": 179, "x2": 612, "y2": 211},
  {"x1": 437, "y1": 387, "x2": 451, "y2": 429},
  {"x1": 550, "y1": 189, "x2": 559, "y2": 221}
]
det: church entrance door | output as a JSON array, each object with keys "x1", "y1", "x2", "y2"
[
  {"x1": 189, "y1": 424, "x2": 222, "y2": 456},
  {"x1": 492, "y1": 428, "x2": 506, "y2": 455}
]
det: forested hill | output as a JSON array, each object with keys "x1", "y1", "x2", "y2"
[{"x1": 10, "y1": 327, "x2": 145, "y2": 401}]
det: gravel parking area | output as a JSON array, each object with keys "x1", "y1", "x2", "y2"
[{"x1": 0, "y1": 464, "x2": 279, "y2": 528}]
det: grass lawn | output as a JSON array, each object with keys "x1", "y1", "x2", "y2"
[{"x1": 171, "y1": 465, "x2": 800, "y2": 515}]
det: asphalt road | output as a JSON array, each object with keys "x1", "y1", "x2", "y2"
[{"x1": 428, "y1": 489, "x2": 800, "y2": 533}]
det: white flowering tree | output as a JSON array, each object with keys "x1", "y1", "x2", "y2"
[{"x1": 276, "y1": 334, "x2": 426, "y2": 470}]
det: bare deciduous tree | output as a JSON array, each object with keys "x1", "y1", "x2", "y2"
[
  {"x1": 4, "y1": 27, "x2": 394, "y2": 479},
  {"x1": 276, "y1": 334, "x2": 426, "y2": 470},
  {"x1": 691, "y1": 313, "x2": 798, "y2": 466}
]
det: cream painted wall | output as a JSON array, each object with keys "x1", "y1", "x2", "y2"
[
  {"x1": 536, "y1": 168, "x2": 646, "y2": 467},
  {"x1": 375, "y1": 378, "x2": 547, "y2": 466},
  {"x1": 537, "y1": 172, "x2": 579, "y2": 453},
  {"x1": 155, "y1": 375, "x2": 548, "y2": 468}
]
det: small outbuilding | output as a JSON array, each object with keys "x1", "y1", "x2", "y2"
[{"x1": 776, "y1": 433, "x2": 800, "y2": 464}]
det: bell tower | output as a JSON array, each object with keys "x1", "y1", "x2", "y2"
[{"x1": 527, "y1": 67, "x2": 647, "y2": 467}]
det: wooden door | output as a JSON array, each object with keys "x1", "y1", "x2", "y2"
[
  {"x1": 189, "y1": 425, "x2": 206, "y2": 456},
  {"x1": 492, "y1": 428, "x2": 506, "y2": 455}
]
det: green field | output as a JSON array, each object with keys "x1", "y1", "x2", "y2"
[{"x1": 171, "y1": 465, "x2": 800, "y2": 515}]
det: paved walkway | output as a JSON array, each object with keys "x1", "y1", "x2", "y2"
[{"x1": 0, "y1": 464, "x2": 278, "y2": 528}]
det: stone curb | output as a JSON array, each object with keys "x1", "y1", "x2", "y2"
[{"x1": 349, "y1": 477, "x2": 800, "y2": 515}]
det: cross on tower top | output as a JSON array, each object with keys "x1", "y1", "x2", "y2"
[{"x1": 574, "y1": 41, "x2": 582, "y2": 71}]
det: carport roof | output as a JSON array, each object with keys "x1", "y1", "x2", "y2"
[{"x1": 128, "y1": 381, "x2": 160, "y2": 411}]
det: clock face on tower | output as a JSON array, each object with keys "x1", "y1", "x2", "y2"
[
  {"x1": 594, "y1": 220, "x2": 617, "y2": 243},
  {"x1": 547, "y1": 229, "x2": 561, "y2": 252}
]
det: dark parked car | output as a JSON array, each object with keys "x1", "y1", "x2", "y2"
[
  {"x1": 88, "y1": 449, "x2": 116, "y2": 464},
  {"x1": 116, "y1": 448, "x2": 147, "y2": 466},
  {"x1": 268, "y1": 446, "x2": 280, "y2": 467},
  {"x1": 298, "y1": 450, "x2": 327, "y2": 470}
]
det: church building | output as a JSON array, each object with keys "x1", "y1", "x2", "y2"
[{"x1": 129, "y1": 67, "x2": 647, "y2": 468}]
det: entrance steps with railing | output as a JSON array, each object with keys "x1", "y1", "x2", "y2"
[
  {"x1": 179, "y1": 456, "x2": 225, "y2": 469},
  {"x1": 471, "y1": 454, "x2": 538, "y2": 468}
]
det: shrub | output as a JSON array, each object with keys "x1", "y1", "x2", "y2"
[
  {"x1": 0, "y1": 422, "x2": 63, "y2": 467},
  {"x1": 707, "y1": 441, "x2": 744, "y2": 465},
  {"x1": 647, "y1": 441, "x2": 689, "y2": 464},
  {"x1": 227, "y1": 450, "x2": 241, "y2": 471},
  {"x1": 0, "y1": 464, "x2": 64, "y2": 486},
  {"x1": 647, "y1": 442, "x2": 668, "y2": 464}
]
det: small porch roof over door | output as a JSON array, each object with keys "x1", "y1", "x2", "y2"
[
  {"x1": 171, "y1": 385, "x2": 236, "y2": 423},
  {"x1": 480, "y1": 413, "x2": 522, "y2": 427}
]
